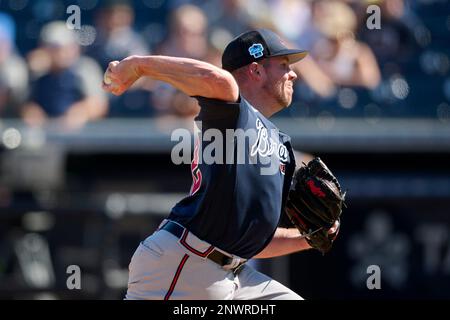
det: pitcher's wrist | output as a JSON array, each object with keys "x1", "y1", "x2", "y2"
[{"x1": 127, "y1": 55, "x2": 145, "y2": 79}]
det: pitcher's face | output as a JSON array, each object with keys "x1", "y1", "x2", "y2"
[{"x1": 261, "y1": 56, "x2": 298, "y2": 108}]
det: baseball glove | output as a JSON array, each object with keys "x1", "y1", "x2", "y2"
[{"x1": 285, "y1": 157, "x2": 346, "y2": 255}]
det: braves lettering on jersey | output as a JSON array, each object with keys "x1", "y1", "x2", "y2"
[{"x1": 168, "y1": 96, "x2": 296, "y2": 259}]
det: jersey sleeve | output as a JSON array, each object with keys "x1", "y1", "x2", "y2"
[{"x1": 192, "y1": 96, "x2": 241, "y2": 131}]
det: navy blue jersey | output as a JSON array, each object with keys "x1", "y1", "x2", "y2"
[{"x1": 168, "y1": 96, "x2": 296, "y2": 259}]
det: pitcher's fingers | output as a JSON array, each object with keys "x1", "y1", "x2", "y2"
[
  {"x1": 111, "y1": 85, "x2": 124, "y2": 96},
  {"x1": 102, "y1": 81, "x2": 121, "y2": 95},
  {"x1": 328, "y1": 220, "x2": 340, "y2": 234},
  {"x1": 107, "y1": 61, "x2": 120, "y2": 75},
  {"x1": 102, "y1": 82, "x2": 112, "y2": 92},
  {"x1": 105, "y1": 69, "x2": 121, "y2": 83}
]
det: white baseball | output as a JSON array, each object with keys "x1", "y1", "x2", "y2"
[{"x1": 103, "y1": 72, "x2": 112, "y2": 85}]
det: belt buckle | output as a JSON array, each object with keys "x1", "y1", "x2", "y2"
[
  {"x1": 231, "y1": 262, "x2": 245, "y2": 275},
  {"x1": 222, "y1": 257, "x2": 245, "y2": 272}
]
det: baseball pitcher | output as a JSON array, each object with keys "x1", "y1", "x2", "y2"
[{"x1": 102, "y1": 29, "x2": 345, "y2": 300}]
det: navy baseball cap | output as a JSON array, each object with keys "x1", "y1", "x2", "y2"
[{"x1": 222, "y1": 29, "x2": 308, "y2": 72}]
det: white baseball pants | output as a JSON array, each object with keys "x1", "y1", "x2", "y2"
[{"x1": 125, "y1": 222, "x2": 302, "y2": 300}]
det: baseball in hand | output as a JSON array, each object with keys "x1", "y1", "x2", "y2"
[{"x1": 103, "y1": 72, "x2": 112, "y2": 85}]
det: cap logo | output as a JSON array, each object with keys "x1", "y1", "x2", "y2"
[{"x1": 248, "y1": 43, "x2": 264, "y2": 59}]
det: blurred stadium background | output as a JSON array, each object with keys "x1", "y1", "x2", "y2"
[{"x1": 0, "y1": 0, "x2": 449, "y2": 299}]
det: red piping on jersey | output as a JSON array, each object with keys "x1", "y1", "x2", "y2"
[
  {"x1": 164, "y1": 254, "x2": 189, "y2": 300},
  {"x1": 180, "y1": 229, "x2": 214, "y2": 257},
  {"x1": 190, "y1": 140, "x2": 202, "y2": 195}
]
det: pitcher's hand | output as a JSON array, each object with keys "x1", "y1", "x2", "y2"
[{"x1": 102, "y1": 56, "x2": 141, "y2": 96}]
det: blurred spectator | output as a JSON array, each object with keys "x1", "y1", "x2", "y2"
[
  {"x1": 220, "y1": 1, "x2": 336, "y2": 100},
  {"x1": 207, "y1": 0, "x2": 253, "y2": 38},
  {"x1": 153, "y1": 4, "x2": 222, "y2": 122},
  {"x1": 268, "y1": 0, "x2": 338, "y2": 99},
  {"x1": 310, "y1": 0, "x2": 381, "y2": 90},
  {"x1": 171, "y1": 0, "x2": 255, "y2": 61},
  {"x1": 86, "y1": 0, "x2": 153, "y2": 118},
  {"x1": 21, "y1": 21, "x2": 107, "y2": 129},
  {"x1": 266, "y1": 0, "x2": 318, "y2": 48},
  {"x1": 355, "y1": 0, "x2": 423, "y2": 76},
  {"x1": 86, "y1": 0, "x2": 149, "y2": 70},
  {"x1": 0, "y1": 12, "x2": 28, "y2": 118},
  {"x1": 156, "y1": 4, "x2": 218, "y2": 62}
]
